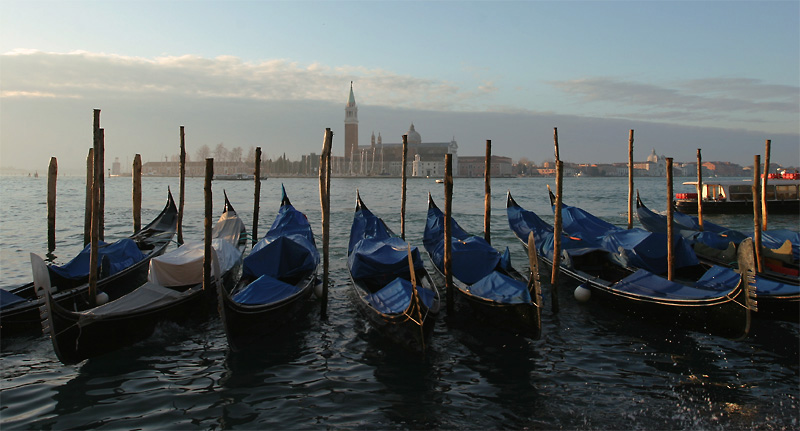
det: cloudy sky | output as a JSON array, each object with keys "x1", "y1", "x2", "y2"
[{"x1": 1, "y1": 0, "x2": 798, "y2": 174}]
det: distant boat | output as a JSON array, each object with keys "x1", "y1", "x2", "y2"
[
  {"x1": 214, "y1": 173, "x2": 259, "y2": 181},
  {"x1": 435, "y1": 179, "x2": 444, "y2": 184},
  {"x1": 675, "y1": 173, "x2": 799, "y2": 214}
]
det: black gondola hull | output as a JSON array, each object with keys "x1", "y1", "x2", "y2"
[
  {"x1": 218, "y1": 274, "x2": 316, "y2": 352},
  {"x1": 1, "y1": 192, "x2": 178, "y2": 336}
]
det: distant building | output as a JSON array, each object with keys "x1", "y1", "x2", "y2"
[{"x1": 458, "y1": 155, "x2": 513, "y2": 177}]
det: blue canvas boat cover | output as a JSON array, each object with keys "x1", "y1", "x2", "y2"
[
  {"x1": 693, "y1": 265, "x2": 742, "y2": 292},
  {"x1": 560, "y1": 203, "x2": 698, "y2": 273},
  {"x1": 49, "y1": 238, "x2": 145, "y2": 280},
  {"x1": 349, "y1": 203, "x2": 424, "y2": 280},
  {"x1": 364, "y1": 277, "x2": 435, "y2": 314},
  {"x1": 636, "y1": 200, "x2": 747, "y2": 250},
  {"x1": 507, "y1": 201, "x2": 601, "y2": 261},
  {"x1": 614, "y1": 269, "x2": 736, "y2": 300},
  {"x1": 349, "y1": 236, "x2": 424, "y2": 280},
  {"x1": 752, "y1": 274, "x2": 800, "y2": 295},
  {"x1": 468, "y1": 271, "x2": 532, "y2": 304},
  {"x1": 243, "y1": 204, "x2": 319, "y2": 280},
  {"x1": 0, "y1": 289, "x2": 26, "y2": 309},
  {"x1": 757, "y1": 229, "x2": 800, "y2": 262},
  {"x1": 233, "y1": 274, "x2": 299, "y2": 305},
  {"x1": 424, "y1": 204, "x2": 500, "y2": 285}
]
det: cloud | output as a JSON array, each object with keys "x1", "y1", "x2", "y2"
[
  {"x1": 548, "y1": 76, "x2": 799, "y2": 130},
  {"x1": 0, "y1": 50, "x2": 488, "y2": 111}
]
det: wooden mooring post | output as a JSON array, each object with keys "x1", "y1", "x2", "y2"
[
  {"x1": 444, "y1": 153, "x2": 454, "y2": 314},
  {"x1": 98, "y1": 128, "x2": 105, "y2": 241},
  {"x1": 627, "y1": 130, "x2": 634, "y2": 229},
  {"x1": 84, "y1": 148, "x2": 93, "y2": 246},
  {"x1": 484, "y1": 139, "x2": 491, "y2": 244},
  {"x1": 319, "y1": 128, "x2": 333, "y2": 317},
  {"x1": 178, "y1": 126, "x2": 186, "y2": 244},
  {"x1": 761, "y1": 139, "x2": 771, "y2": 231},
  {"x1": 47, "y1": 157, "x2": 57, "y2": 252},
  {"x1": 88, "y1": 110, "x2": 102, "y2": 306},
  {"x1": 752, "y1": 155, "x2": 763, "y2": 273},
  {"x1": 203, "y1": 158, "x2": 214, "y2": 292},
  {"x1": 401, "y1": 135, "x2": 408, "y2": 240},
  {"x1": 696, "y1": 149, "x2": 704, "y2": 231},
  {"x1": 550, "y1": 160, "x2": 563, "y2": 313},
  {"x1": 133, "y1": 154, "x2": 142, "y2": 233},
  {"x1": 666, "y1": 157, "x2": 675, "y2": 281},
  {"x1": 253, "y1": 147, "x2": 262, "y2": 245}
]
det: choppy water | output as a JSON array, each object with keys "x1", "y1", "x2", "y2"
[{"x1": 1, "y1": 174, "x2": 798, "y2": 429}]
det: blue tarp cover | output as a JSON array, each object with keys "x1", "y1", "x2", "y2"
[
  {"x1": 758, "y1": 229, "x2": 800, "y2": 262},
  {"x1": 468, "y1": 271, "x2": 532, "y2": 304},
  {"x1": 752, "y1": 274, "x2": 800, "y2": 295},
  {"x1": 0, "y1": 289, "x2": 26, "y2": 309},
  {"x1": 233, "y1": 274, "x2": 299, "y2": 305},
  {"x1": 694, "y1": 265, "x2": 741, "y2": 291},
  {"x1": 243, "y1": 204, "x2": 319, "y2": 280},
  {"x1": 349, "y1": 237, "x2": 424, "y2": 280},
  {"x1": 349, "y1": 203, "x2": 425, "y2": 281},
  {"x1": 423, "y1": 205, "x2": 500, "y2": 285},
  {"x1": 49, "y1": 238, "x2": 145, "y2": 280},
  {"x1": 615, "y1": 269, "x2": 734, "y2": 300},
  {"x1": 559, "y1": 203, "x2": 699, "y2": 273},
  {"x1": 364, "y1": 277, "x2": 435, "y2": 314},
  {"x1": 637, "y1": 201, "x2": 747, "y2": 250}
]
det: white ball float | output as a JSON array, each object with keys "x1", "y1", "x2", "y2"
[{"x1": 574, "y1": 284, "x2": 591, "y2": 302}]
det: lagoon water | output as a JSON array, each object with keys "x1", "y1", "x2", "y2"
[{"x1": 1, "y1": 174, "x2": 798, "y2": 429}]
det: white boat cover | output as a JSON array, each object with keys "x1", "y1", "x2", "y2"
[
  {"x1": 212, "y1": 211, "x2": 245, "y2": 246},
  {"x1": 147, "y1": 239, "x2": 241, "y2": 287},
  {"x1": 77, "y1": 282, "x2": 190, "y2": 323}
]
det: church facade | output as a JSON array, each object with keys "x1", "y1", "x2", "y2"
[{"x1": 344, "y1": 84, "x2": 458, "y2": 177}]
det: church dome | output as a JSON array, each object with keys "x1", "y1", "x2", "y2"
[
  {"x1": 647, "y1": 148, "x2": 658, "y2": 163},
  {"x1": 406, "y1": 123, "x2": 422, "y2": 145}
]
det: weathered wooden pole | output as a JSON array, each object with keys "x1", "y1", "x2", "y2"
[
  {"x1": 47, "y1": 157, "x2": 57, "y2": 252},
  {"x1": 319, "y1": 128, "x2": 333, "y2": 317},
  {"x1": 132, "y1": 154, "x2": 142, "y2": 233},
  {"x1": 484, "y1": 139, "x2": 492, "y2": 244},
  {"x1": 553, "y1": 127, "x2": 560, "y2": 162},
  {"x1": 761, "y1": 139, "x2": 771, "y2": 231},
  {"x1": 98, "y1": 128, "x2": 105, "y2": 241},
  {"x1": 627, "y1": 129, "x2": 634, "y2": 229},
  {"x1": 252, "y1": 146, "x2": 262, "y2": 245},
  {"x1": 178, "y1": 126, "x2": 186, "y2": 244},
  {"x1": 84, "y1": 148, "x2": 93, "y2": 246},
  {"x1": 550, "y1": 160, "x2": 563, "y2": 313},
  {"x1": 752, "y1": 155, "x2": 763, "y2": 273},
  {"x1": 696, "y1": 149, "x2": 704, "y2": 231},
  {"x1": 666, "y1": 157, "x2": 675, "y2": 281},
  {"x1": 203, "y1": 158, "x2": 214, "y2": 292},
  {"x1": 88, "y1": 110, "x2": 102, "y2": 306},
  {"x1": 401, "y1": 135, "x2": 408, "y2": 240},
  {"x1": 444, "y1": 153, "x2": 454, "y2": 314}
]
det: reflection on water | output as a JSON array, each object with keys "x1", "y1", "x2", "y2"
[{"x1": 0, "y1": 176, "x2": 797, "y2": 429}]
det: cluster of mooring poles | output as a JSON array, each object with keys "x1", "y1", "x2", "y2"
[{"x1": 43, "y1": 113, "x2": 778, "y2": 316}]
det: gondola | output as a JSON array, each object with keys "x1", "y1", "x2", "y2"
[
  {"x1": 507, "y1": 191, "x2": 757, "y2": 339},
  {"x1": 0, "y1": 190, "x2": 178, "y2": 336},
  {"x1": 636, "y1": 194, "x2": 799, "y2": 322},
  {"x1": 347, "y1": 192, "x2": 441, "y2": 352},
  {"x1": 423, "y1": 194, "x2": 541, "y2": 338},
  {"x1": 218, "y1": 186, "x2": 319, "y2": 351},
  {"x1": 37, "y1": 193, "x2": 247, "y2": 364}
]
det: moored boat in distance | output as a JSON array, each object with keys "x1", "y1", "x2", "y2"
[
  {"x1": 0, "y1": 190, "x2": 178, "y2": 336},
  {"x1": 217, "y1": 186, "x2": 319, "y2": 351},
  {"x1": 675, "y1": 173, "x2": 799, "y2": 214}
]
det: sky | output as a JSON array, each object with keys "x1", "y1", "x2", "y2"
[{"x1": 1, "y1": 0, "x2": 798, "y2": 174}]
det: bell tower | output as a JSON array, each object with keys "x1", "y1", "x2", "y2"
[{"x1": 344, "y1": 82, "x2": 359, "y2": 165}]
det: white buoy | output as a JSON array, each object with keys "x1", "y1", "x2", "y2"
[
  {"x1": 313, "y1": 279, "x2": 323, "y2": 299},
  {"x1": 574, "y1": 284, "x2": 591, "y2": 302},
  {"x1": 96, "y1": 292, "x2": 109, "y2": 305}
]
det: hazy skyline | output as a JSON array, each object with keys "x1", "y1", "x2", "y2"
[{"x1": 1, "y1": 1, "x2": 798, "y2": 174}]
